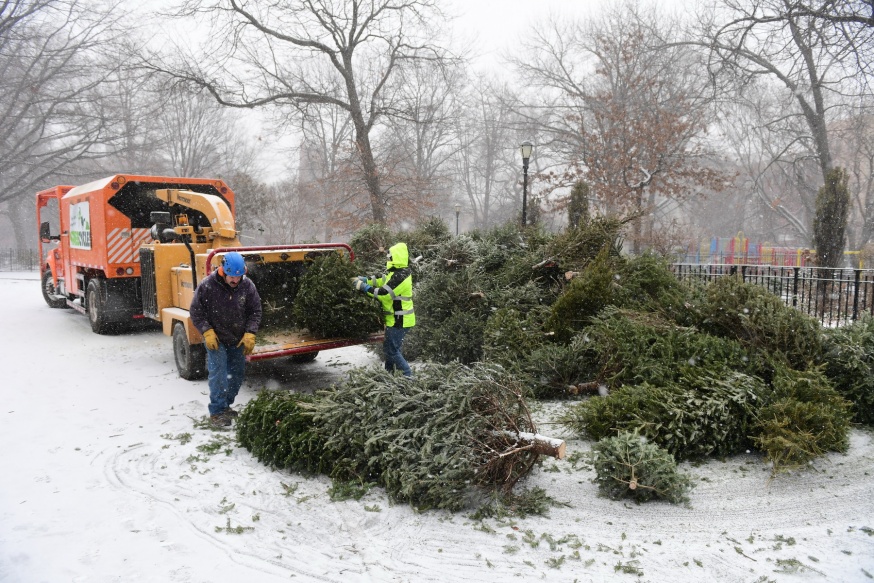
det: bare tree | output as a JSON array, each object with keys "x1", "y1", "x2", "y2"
[
  {"x1": 512, "y1": 2, "x2": 725, "y2": 251},
  {"x1": 147, "y1": 0, "x2": 451, "y2": 226},
  {"x1": 716, "y1": 83, "x2": 815, "y2": 243},
  {"x1": 702, "y1": 0, "x2": 874, "y2": 266},
  {"x1": 452, "y1": 76, "x2": 521, "y2": 229},
  {"x1": 377, "y1": 59, "x2": 462, "y2": 224},
  {"x1": 293, "y1": 100, "x2": 364, "y2": 241},
  {"x1": 156, "y1": 87, "x2": 260, "y2": 178},
  {"x1": 0, "y1": 0, "x2": 121, "y2": 246},
  {"x1": 833, "y1": 105, "x2": 874, "y2": 255}
]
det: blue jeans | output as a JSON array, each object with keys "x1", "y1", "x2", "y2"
[
  {"x1": 207, "y1": 343, "x2": 247, "y2": 416},
  {"x1": 384, "y1": 325, "x2": 412, "y2": 377}
]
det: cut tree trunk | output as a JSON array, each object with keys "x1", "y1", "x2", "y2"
[{"x1": 499, "y1": 431, "x2": 566, "y2": 459}]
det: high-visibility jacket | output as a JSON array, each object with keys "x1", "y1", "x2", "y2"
[{"x1": 365, "y1": 242, "x2": 415, "y2": 328}]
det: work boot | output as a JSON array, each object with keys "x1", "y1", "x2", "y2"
[
  {"x1": 224, "y1": 409, "x2": 239, "y2": 418},
  {"x1": 210, "y1": 412, "x2": 232, "y2": 428}
]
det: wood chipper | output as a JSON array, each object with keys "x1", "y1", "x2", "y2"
[{"x1": 37, "y1": 174, "x2": 381, "y2": 379}]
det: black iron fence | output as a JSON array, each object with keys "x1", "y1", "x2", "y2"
[
  {"x1": 0, "y1": 248, "x2": 39, "y2": 271},
  {"x1": 672, "y1": 263, "x2": 874, "y2": 326}
]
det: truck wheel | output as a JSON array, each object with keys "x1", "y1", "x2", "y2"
[
  {"x1": 174, "y1": 322, "x2": 207, "y2": 380},
  {"x1": 289, "y1": 351, "x2": 319, "y2": 364},
  {"x1": 87, "y1": 278, "x2": 112, "y2": 334},
  {"x1": 41, "y1": 268, "x2": 67, "y2": 309}
]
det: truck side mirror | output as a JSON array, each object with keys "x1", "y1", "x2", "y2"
[{"x1": 40, "y1": 221, "x2": 59, "y2": 242}]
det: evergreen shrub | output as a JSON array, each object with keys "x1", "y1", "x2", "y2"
[
  {"x1": 590, "y1": 432, "x2": 692, "y2": 504},
  {"x1": 580, "y1": 307, "x2": 755, "y2": 389},
  {"x1": 545, "y1": 248, "x2": 618, "y2": 343},
  {"x1": 348, "y1": 223, "x2": 394, "y2": 273},
  {"x1": 541, "y1": 216, "x2": 624, "y2": 273},
  {"x1": 402, "y1": 216, "x2": 452, "y2": 263},
  {"x1": 238, "y1": 364, "x2": 543, "y2": 512},
  {"x1": 520, "y1": 333, "x2": 601, "y2": 399},
  {"x1": 482, "y1": 305, "x2": 550, "y2": 371},
  {"x1": 404, "y1": 267, "x2": 490, "y2": 364},
  {"x1": 613, "y1": 252, "x2": 691, "y2": 322}
]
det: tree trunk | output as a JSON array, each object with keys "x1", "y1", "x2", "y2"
[{"x1": 498, "y1": 431, "x2": 567, "y2": 459}]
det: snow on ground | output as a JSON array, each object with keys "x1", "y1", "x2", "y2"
[{"x1": 1, "y1": 271, "x2": 873, "y2": 583}]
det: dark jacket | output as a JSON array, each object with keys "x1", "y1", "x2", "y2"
[{"x1": 190, "y1": 271, "x2": 262, "y2": 346}]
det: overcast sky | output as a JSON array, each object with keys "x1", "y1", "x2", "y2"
[{"x1": 447, "y1": 0, "x2": 601, "y2": 73}]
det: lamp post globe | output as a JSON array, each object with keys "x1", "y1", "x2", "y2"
[{"x1": 520, "y1": 142, "x2": 533, "y2": 227}]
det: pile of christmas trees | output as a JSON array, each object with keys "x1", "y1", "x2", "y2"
[{"x1": 238, "y1": 216, "x2": 874, "y2": 506}]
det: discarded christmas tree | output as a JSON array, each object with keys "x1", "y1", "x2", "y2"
[
  {"x1": 237, "y1": 363, "x2": 565, "y2": 512},
  {"x1": 590, "y1": 431, "x2": 692, "y2": 504},
  {"x1": 292, "y1": 252, "x2": 383, "y2": 339}
]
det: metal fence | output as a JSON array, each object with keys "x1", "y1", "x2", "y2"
[
  {"x1": 671, "y1": 263, "x2": 874, "y2": 326},
  {"x1": 0, "y1": 248, "x2": 39, "y2": 271}
]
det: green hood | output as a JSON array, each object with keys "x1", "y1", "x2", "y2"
[{"x1": 386, "y1": 242, "x2": 409, "y2": 269}]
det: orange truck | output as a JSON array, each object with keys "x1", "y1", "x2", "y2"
[{"x1": 37, "y1": 174, "x2": 380, "y2": 379}]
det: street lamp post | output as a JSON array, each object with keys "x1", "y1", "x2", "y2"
[
  {"x1": 454, "y1": 203, "x2": 461, "y2": 236},
  {"x1": 520, "y1": 142, "x2": 533, "y2": 227}
]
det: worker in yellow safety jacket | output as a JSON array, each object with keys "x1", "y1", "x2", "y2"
[{"x1": 353, "y1": 242, "x2": 415, "y2": 377}]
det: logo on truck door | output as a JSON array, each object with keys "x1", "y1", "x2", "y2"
[{"x1": 69, "y1": 201, "x2": 91, "y2": 249}]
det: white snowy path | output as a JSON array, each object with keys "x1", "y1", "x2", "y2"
[{"x1": 1, "y1": 271, "x2": 873, "y2": 583}]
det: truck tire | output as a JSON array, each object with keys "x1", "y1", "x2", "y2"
[
  {"x1": 41, "y1": 268, "x2": 67, "y2": 309},
  {"x1": 174, "y1": 322, "x2": 207, "y2": 380},
  {"x1": 289, "y1": 351, "x2": 319, "y2": 364},
  {"x1": 87, "y1": 278, "x2": 113, "y2": 334}
]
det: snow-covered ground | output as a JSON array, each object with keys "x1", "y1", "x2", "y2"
[{"x1": 1, "y1": 270, "x2": 873, "y2": 583}]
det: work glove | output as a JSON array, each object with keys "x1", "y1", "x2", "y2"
[
  {"x1": 202, "y1": 329, "x2": 219, "y2": 351},
  {"x1": 353, "y1": 279, "x2": 372, "y2": 293},
  {"x1": 238, "y1": 332, "x2": 256, "y2": 356}
]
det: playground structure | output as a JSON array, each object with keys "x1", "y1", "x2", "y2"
[{"x1": 681, "y1": 232, "x2": 820, "y2": 267}]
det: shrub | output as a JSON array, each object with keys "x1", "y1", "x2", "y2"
[
  {"x1": 348, "y1": 223, "x2": 394, "y2": 273},
  {"x1": 541, "y1": 216, "x2": 625, "y2": 273},
  {"x1": 590, "y1": 432, "x2": 692, "y2": 504},
  {"x1": 545, "y1": 248, "x2": 618, "y2": 343},
  {"x1": 404, "y1": 267, "x2": 491, "y2": 364},
  {"x1": 238, "y1": 364, "x2": 544, "y2": 512},
  {"x1": 401, "y1": 216, "x2": 452, "y2": 263},
  {"x1": 613, "y1": 252, "x2": 691, "y2": 322},
  {"x1": 482, "y1": 305, "x2": 550, "y2": 371},
  {"x1": 579, "y1": 307, "x2": 756, "y2": 389},
  {"x1": 520, "y1": 333, "x2": 601, "y2": 399}
]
